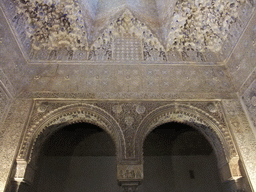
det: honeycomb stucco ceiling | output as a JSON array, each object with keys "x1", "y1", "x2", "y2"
[{"x1": 0, "y1": 0, "x2": 255, "y2": 63}]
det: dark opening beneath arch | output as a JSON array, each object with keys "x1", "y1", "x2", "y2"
[
  {"x1": 42, "y1": 122, "x2": 115, "y2": 156},
  {"x1": 141, "y1": 122, "x2": 223, "y2": 192},
  {"x1": 144, "y1": 122, "x2": 213, "y2": 156},
  {"x1": 32, "y1": 122, "x2": 119, "y2": 192}
]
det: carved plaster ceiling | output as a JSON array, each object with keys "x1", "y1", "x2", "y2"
[{"x1": 1, "y1": 0, "x2": 255, "y2": 62}]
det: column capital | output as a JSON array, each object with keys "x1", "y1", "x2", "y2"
[{"x1": 117, "y1": 164, "x2": 143, "y2": 192}]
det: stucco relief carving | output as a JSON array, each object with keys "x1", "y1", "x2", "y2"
[
  {"x1": 13, "y1": 0, "x2": 88, "y2": 52},
  {"x1": 223, "y1": 99, "x2": 256, "y2": 191},
  {"x1": 17, "y1": 102, "x2": 125, "y2": 165},
  {"x1": 117, "y1": 165, "x2": 143, "y2": 180},
  {"x1": 18, "y1": 90, "x2": 237, "y2": 100},
  {"x1": 0, "y1": 99, "x2": 32, "y2": 192},
  {"x1": 135, "y1": 103, "x2": 238, "y2": 167},
  {"x1": 16, "y1": 100, "x2": 238, "y2": 164},
  {"x1": 6, "y1": 100, "x2": 249, "y2": 191},
  {"x1": 95, "y1": 102, "x2": 151, "y2": 159},
  {"x1": 2, "y1": 0, "x2": 254, "y2": 63},
  {"x1": 89, "y1": 9, "x2": 167, "y2": 62},
  {"x1": 166, "y1": 0, "x2": 247, "y2": 53},
  {"x1": 94, "y1": 101, "x2": 238, "y2": 164}
]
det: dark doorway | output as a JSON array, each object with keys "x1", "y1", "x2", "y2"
[
  {"x1": 32, "y1": 122, "x2": 120, "y2": 192},
  {"x1": 141, "y1": 122, "x2": 223, "y2": 192}
]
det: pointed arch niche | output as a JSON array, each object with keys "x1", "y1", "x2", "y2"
[{"x1": 11, "y1": 103, "x2": 125, "y2": 192}]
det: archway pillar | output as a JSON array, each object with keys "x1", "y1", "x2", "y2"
[
  {"x1": 218, "y1": 156, "x2": 245, "y2": 191},
  {"x1": 117, "y1": 164, "x2": 143, "y2": 192},
  {"x1": 12, "y1": 160, "x2": 36, "y2": 192},
  {"x1": 219, "y1": 157, "x2": 242, "y2": 182}
]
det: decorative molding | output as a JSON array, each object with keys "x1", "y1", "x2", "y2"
[
  {"x1": 17, "y1": 102, "x2": 125, "y2": 165},
  {"x1": 16, "y1": 100, "x2": 238, "y2": 166},
  {"x1": 0, "y1": 69, "x2": 15, "y2": 97},
  {"x1": 135, "y1": 103, "x2": 238, "y2": 166}
]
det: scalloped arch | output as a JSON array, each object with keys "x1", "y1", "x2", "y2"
[
  {"x1": 17, "y1": 103, "x2": 125, "y2": 165},
  {"x1": 135, "y1": 104, "x2": 237, "y2": 166}
]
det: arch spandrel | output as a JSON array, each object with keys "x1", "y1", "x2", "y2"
[
  {"x1": 135, "y1": 103, "x2": 238, "y2": 167},
  {"x1": 17, "y1": 103, "x2": 125, "y2": 165}
]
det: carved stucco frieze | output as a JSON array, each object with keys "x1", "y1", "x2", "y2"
[
  {"x1": 222, "y1": 99, "x2": 256, "y2": 191},
  {"x1": 0, "y1": 99, "x2": 32, "y2": 192}
]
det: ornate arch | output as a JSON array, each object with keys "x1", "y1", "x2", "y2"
[
  {"x1": 17, "y1": 103, "x2": 125, "y2": 166},
  {"x1": 135, "y1": 103, "x2": 237, "y2": 167}
]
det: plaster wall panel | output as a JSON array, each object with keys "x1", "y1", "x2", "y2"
[
  {"x1": 226, "y1": 10, "x2": 256, "y2": 91},
  {"x1": 0, "y1": 7, "x2": 29, "y2": 96},
  {"x1": 223, "y1": 99, "x2": 256, "y2": 191},
  {"x1": 0, "y1": 99, "x2": 32, "y2": 192},
  {"x1": 242, "y1": 79, "x2": 256, "y2": 134}
]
